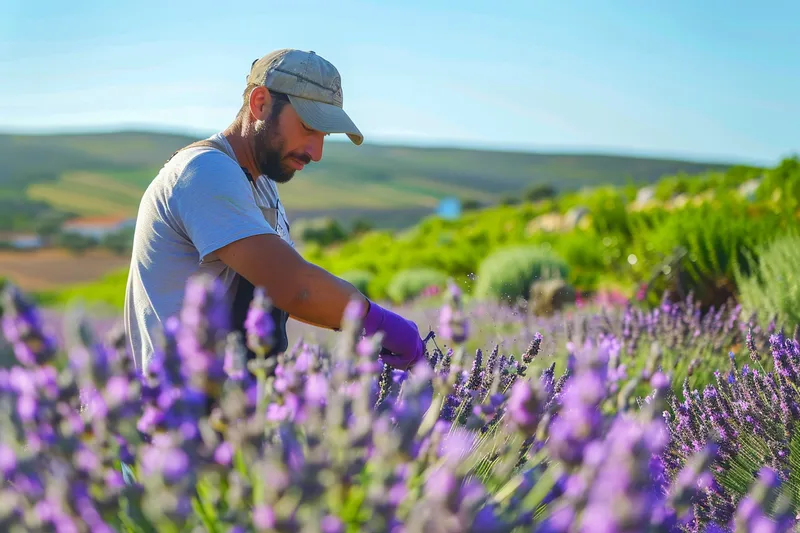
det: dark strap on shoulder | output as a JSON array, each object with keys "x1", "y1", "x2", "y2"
[{"x1": 166, "y1": 139, "x2": 255, "y2": 183}]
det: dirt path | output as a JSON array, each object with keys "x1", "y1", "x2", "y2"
[{"x1": 0, "y1": 248, "x2": 131, "y2": 292}]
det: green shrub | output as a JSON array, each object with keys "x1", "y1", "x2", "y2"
[
  {"x1": 461, "y1": 198, "x2": 483, "y2": 211},
  {"x1": 755, "y1": 156, "x2": 800, "y2": 212},
  {"x1": 385, "y1": 268, "x2": 449, "y2": 304},
  {"x1": 297, "y1": 157, "x2": 794, "y2": 307},
  {"x1": 628, "y1": 201, "x2": 786, "y2": 310},
  {"x1": 500, "y1": 195, "x2": 521, "y2": 206},
  {"x1": 473, "y1": 245, "x2": 569, "y2": 303},
  {"x1": 56, "y1": 232, "x2": 95, "y2": 254},
  {"x1": 736, "y1": 230, "x2": 800, "y2": 330},
  {"x1": 349, "y1": 218, "x2": 373, "y2": 236},
  {"x1": 653, "y1": 175, "x2": 684, "y2": 202},
  {"x1": 523, "y1": 183, "x2": 556, "y2": 202},
  {"x1": 294, "y1": 217, "x2": 349, "y2": 247},
  {"x1": 338, "y1": 269, "x2": 374, "y2": 297},
  {"x1": 550, "y1": 231, "x2": 610, "y2": 291},
  {"x1": 582, "y1": 187, "x2": 633, "y2": 239}
]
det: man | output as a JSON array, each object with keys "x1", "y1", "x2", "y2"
[{"x1": 123, "y1": 48, "x2": 424, "y2": 377}]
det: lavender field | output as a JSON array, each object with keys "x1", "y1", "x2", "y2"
[{"x1": 1, "y1": 270, "x2": 799, "y2": 533}]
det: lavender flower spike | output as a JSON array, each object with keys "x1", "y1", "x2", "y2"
[
  {"x1": 245, "y1": 286, "x2": 275, "y2": 355},
  {"x1": 1, "y1": 282, "x2": 57, "y2": 366}
]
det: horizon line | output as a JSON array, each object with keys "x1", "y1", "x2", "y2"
[{"x1": 0, "y1": 122, "x2": 787, "y2": 168}]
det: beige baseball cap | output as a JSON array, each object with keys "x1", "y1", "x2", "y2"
[{"x1": 246, "y1": 49, "x2": 363, "y2": 146}]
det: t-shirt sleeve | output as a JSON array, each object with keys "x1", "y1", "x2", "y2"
[{"x1": 169, "y1": 150, "x2": 277, "y2": 262}]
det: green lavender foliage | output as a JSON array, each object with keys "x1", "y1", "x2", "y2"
[
  {"x1": 661, "y1": 330, "x2": 800, "y2": 529},
  {"x1": 736, "y1": 230, "x2": 800, "y2": 332},
  {"x1": 628, "y1": 200, "x2": 788, "y2": 310},
  {"x1": 754, "y1": 156, "x2": 800, "y2": 213}
]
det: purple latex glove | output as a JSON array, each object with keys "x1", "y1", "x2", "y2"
[{"x1": 363, "y1": 301, "x2": 424, "y2": 369}]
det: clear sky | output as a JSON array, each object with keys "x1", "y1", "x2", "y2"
[{"x1": 1, "y1": 0, "x2": 798, "y2": 165}]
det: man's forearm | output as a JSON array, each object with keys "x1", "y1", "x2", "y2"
[
  {"x1": 215, "y1": 233, "x2": 368, "y2": 331},
  {"x1": 289, "y1": 314, "x2": 338, "y2": 330}
]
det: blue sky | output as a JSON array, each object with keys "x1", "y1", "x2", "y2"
[{"x1": 1, "y1": 0, "x2": 798, "y2": 165}]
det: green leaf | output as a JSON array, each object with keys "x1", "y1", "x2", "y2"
[
  {"x1": 191, "y1": 496, "x2": 218, "y2": 533},
  {"x1": 193, "y1": 476, "x2": 220, "y2": 532},
  {"x1": 783, "y1": 428, "x2": 800, "y2": 512},
  {"x1": 119, "y1": 490, "x2": 160, "y2": 533}
]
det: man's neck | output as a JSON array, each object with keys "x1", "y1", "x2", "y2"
[{"x1": 222, "y1": 120, "x2": 260, "y2": 180}]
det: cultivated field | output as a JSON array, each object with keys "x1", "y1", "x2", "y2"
[
  {"x1": 0, "y1": 248, "x2": 130, "y2": 292},
  {"x1": 27, "y1": 169, "x2": 156, "y2": 217}
]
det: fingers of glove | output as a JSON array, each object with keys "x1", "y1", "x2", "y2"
[
  {"x1": 379, "y1": 354, "x2": 412, "y2": 370},
  {"x1": 381, "y1": 337, "x2": 424, "y2": 368},
  {"x1": 380, "y1": 351, "x2": 420, "y2": 370}
]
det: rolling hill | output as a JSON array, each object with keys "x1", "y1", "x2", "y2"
[{"x1": 0, "y1": 130, "x2": 737, "y2": 231}]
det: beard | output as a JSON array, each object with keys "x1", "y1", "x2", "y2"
[{"x1": 252, "y1": 118, "x2": 310, "y2": 184}]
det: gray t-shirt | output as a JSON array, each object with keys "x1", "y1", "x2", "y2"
[{"x1": 123, "y1": 132, "x2": 294, "y2": 374}]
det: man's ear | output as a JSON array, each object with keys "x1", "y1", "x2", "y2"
[{"x1": 248, "y1": 86, "x2": 272, "y2": 121}]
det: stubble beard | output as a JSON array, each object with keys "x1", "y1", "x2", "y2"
[{"x1": 253, "y1": 118, "x2": 296, "y2": 184}]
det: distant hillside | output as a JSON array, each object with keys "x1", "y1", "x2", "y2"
[{"x1": 0, "y1": 130, "x2": 736, "y2": 231}]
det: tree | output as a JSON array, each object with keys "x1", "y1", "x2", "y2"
[
  {"x1": 350, "y1": 218, "x2": 374, "y2": 236},
  {"x1": 523, "y1": 184, "x2": 557, "y2": 203},
  {"x1": 462, "y1": 199, "x2": 483, "y2": 211},
  {"x1": 57, "y1": 232, "x2": 94, "y2": 255},
  {"x1": 297, "y1": 218, "x2": 348, "y2": 247}
]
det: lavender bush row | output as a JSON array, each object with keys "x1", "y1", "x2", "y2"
[
  {"x1": 0, "y1": 277, "x2": 793, "y2": 532},
  {"x1": 661, "y1": 329, "x2": 800, "y2": 530},
  {"x1": 409, "y1": 290, "x2": 778, "y2": 397}
]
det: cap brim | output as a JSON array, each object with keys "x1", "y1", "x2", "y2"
[{"x1": 287, "y1": 95, "x2": 363, "y2": 146}]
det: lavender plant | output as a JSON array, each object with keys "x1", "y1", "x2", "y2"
[
  {"x1": 0, "y1": 275, "x2": 794, "y2": 532},
  {"x1": 661, "y1": 328, "x2": 800, "y2": 530}
]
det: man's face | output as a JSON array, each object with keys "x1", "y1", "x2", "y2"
[{"x1": 252, "y1": 98, "x2": 326, "y2": 183}]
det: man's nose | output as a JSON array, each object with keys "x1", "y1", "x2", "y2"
[{"x1": 306, "y1": 134, "x2": 324, "y2": 162}]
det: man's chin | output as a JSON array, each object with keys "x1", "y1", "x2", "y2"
[
  {"x1": 271, "y1": 168, "x2": 296, "y2": 184},
  {"x1": 257, "y1": 163, "x2": 296, "y2": 184}
]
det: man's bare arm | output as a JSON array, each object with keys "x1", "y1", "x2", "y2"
[
  {"x1": 214, "y1": 233, "x2": 368, "y2": 330},
  {"x1": 289, "y1": 314, "x2": 339, "y2": 330}
]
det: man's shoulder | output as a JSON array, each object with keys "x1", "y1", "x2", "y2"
[
  {"x1": 172, "y1": 142, "x2": 239, "y2": 174},
  {"x1": 158, "y1": 143, "x2": 245, "y2": 195}
]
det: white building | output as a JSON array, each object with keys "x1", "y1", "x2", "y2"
[
  {"x1": 0, "y1": 233, "x2": 44, "y2": 249},
  {"x1": 61, "y1": 216, "x2": 136, "y2": 240}
]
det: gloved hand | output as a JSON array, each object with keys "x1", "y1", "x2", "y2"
[{"x1": 362, "y1": 301, "x2": 424, "y2": 370}]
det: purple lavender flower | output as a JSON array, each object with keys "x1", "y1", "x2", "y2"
[
  {"x1": 0, "y1": 283, "x2": 57, "y2": 366},
  {"x1": 245, "y1": 286, "x2": 275, "y2": 354},
  {"x1": 522, "y1": 332, "x2": 543, "y2": 364},
  {"x1": 507, "y1": 379, "x2": 543, "y2": 435},
  {"x1": 177, "y1": 274, "x2": 230, "y2": 388},
  {"x1": 321, "y1": 515, "x2": 344, "y2": 533},
  {"x1": 253, "y1": 505, "x2": 275, "y2": 529},
  {"x1": 214, "y1": 441, "x2": 234, "y2": 465},
  {"x1": 0, "y1": 445, "x2": 15, "y2": 476}
]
